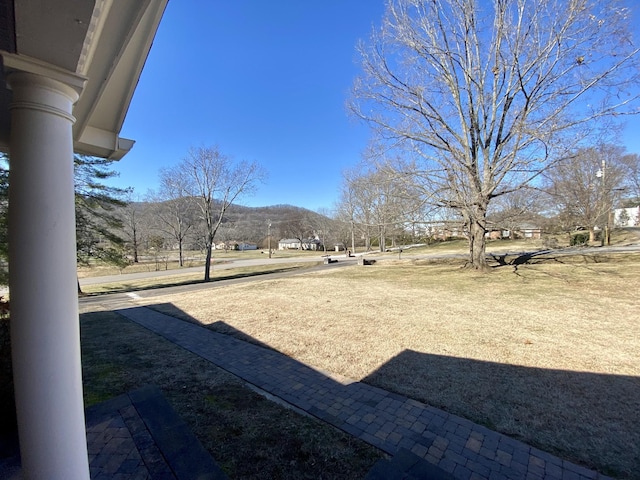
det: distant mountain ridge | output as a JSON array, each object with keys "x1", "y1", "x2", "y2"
[{"x1": 122, "y1": 199, "x2": 335, "y2": 248}]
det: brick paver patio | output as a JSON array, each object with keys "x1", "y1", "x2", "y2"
[
  {"x1": 116, "y1": 306, "x2": 611, "y2": 480},
  {"x1": 0, "y1": 385, "x2": 227, "y2": 480}
]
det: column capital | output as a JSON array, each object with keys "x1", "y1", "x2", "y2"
[{"x1": 2, "y1": 53, "x2": 87, "y2": 98}]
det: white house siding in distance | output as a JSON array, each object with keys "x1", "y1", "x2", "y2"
[{"x1": 615, "y1": 206, "x2": 640, "y2": 227}]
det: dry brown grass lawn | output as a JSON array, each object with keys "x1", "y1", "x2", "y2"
[{"x1": 140, "y1": 252, "x2": 640, "y2": 479}]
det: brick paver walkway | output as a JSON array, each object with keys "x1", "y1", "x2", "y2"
[
  {"x1": 86, "y1": 388, "x2": 177, "y2": 480},
  {"x1": 117, "y1": 306, "x2": 611, "y2": 480},
  {"x1": 1, "y1": 385, "x2": 227, "y2": 480}
]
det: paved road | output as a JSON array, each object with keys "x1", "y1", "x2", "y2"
[
  {"x1": 78, "y1": 255, "x2": 355, "y2": 310},
  {"x1": 78, "y1": 254, "x2": 352, "y2": 286}
]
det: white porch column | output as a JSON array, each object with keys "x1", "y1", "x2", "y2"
[{"x1": 6, "y1": 63, "x2": 89, "y2": 479}]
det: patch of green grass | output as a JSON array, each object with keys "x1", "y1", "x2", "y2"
[{"x1": 204, "y1": 393, "x2": 235, "y2": 410}]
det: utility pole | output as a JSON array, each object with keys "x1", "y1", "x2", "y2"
[
  {"x1": 596, "y1": 159, "x2": 610, "y2": 246},
  {"x1": 267, "y1": 220, "x2": 272, "y2": 258}
]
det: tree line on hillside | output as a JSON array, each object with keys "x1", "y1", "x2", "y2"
[{"x1": 118, "y1": 199, "x2": 337, "y2": 266}]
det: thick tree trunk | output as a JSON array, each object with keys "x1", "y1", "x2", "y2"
[
  {"x1": 204, "y1": 241, "x2": 213, "y2": 282},
  {"x1": 132, "y1": 241, "x2": 138, "y2": 263},
  {"x1": 131, "y1": 225, "x2": 139, "y2": 263},
  {"x1": 178, "y1": 240, "x2": 184, "y2": 267},
  {"x1": 467, "y1": 215, "x2": 489, "y2": 270}
]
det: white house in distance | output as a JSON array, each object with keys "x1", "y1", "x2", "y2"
[
  {"x1": 214, "y1": 241, "x2": 258, "y2": 251},
  {"x1": 0, "y1": 2, "x2": 168, "y2": 478},
  {"x1": 278, "y1": 237, "x2": 323, "y2": 250},
  {"x1": 614, "y1": 206, "x2": 640, "y2": 227}
]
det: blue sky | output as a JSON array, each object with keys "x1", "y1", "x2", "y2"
[
  {"x1": 116, "y1": 1, "x2": 386, "y2": 211},
  {"x1": 115, "y1": 0, "x2": 640, "y2": 212}
]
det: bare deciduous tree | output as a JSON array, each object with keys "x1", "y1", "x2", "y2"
[
  {"x1": 340, "y1": 169, "x2": 377, "y2": 251},
  {"x1": 487, "y1": 187, "x2": 545, "y2": 238},
  {"x1": 336, "y1": 178, "x2": 360, "y2": 253},
  {"x1": 351, "y1": 0, "x2": 640, "y2": 269},
  {"x1": 121, "y1": 193, "x2": 150, "y2": 264},
  {"x1": 620, "y1": 153, "x2": 640, "y2": 201},
  {"x1": 154, "y1": 170, "x2": 198, "y2": 267},
  {"x1": 281, "y1": 208, "x2": 314, "y2": 250},
  {"x1": 314, "y1": 207, "x2": 339, "y2": 254},
  {"x1": 543, "y1": 145, "x2": 627, "y2": 243},
  {"x1": 170, "y1": 146, "x2": 265, "y2": 282},
  {"x1": 340, "y1": 165, "x2": 423, "y2": 252}
]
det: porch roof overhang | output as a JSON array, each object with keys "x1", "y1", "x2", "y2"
[{"x1": 0, "y1": 0, "x2": 168, "y2": 160}]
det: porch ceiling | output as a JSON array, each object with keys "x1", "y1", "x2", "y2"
[{"x1": 0, "y1": 0, "x2": 168, "y2": 160}]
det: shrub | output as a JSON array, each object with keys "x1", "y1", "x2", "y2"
[{"x1": 570, "y1": 232, "x2": 589, "y2": 245}]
